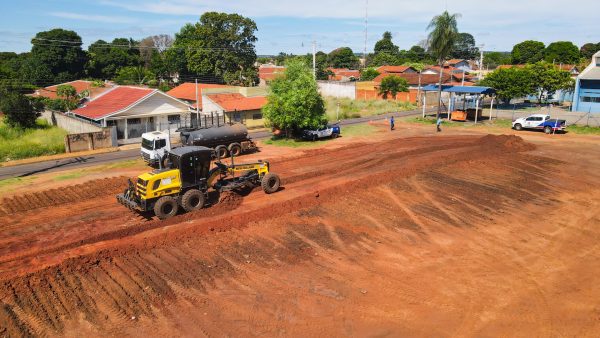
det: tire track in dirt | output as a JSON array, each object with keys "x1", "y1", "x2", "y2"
[
  {"x1": 0, "y1": 176, "x2": 129, "y2": 217},
  {"x1": 1, "y1": 134, "x2": 576, "y2": 336}
]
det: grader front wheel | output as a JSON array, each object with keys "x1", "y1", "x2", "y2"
[
  {"x1": 261, "y1": 173, "x2": 280, "y2": 194},
  {"x1": 154, "y1": 196, "x2": 179, "y2": 219}
]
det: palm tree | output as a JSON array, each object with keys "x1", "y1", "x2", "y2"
[{"x1": 427, "y1": 11, "x2": 460, "y2": 120}]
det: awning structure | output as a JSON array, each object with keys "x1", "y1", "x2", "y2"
[
  {"x1": 421, "y1": 85, "x2": 496, "y2": 95},
  {"x1": 420, "y1": 85, "x2": 497, "y2": 123}
]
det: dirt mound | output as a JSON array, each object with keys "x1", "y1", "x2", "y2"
[
  {"x1": 0, "y1": 176, "x2": 129, "y2": 215},
  {"x1": 479, "y1": 134, "x2": 535, "y2": 152}
]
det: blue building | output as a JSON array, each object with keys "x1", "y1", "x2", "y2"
[{"x1": 572, "y1": 51, "x2": 600, "y2": 113}]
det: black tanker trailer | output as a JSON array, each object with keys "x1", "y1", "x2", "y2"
[
  {"x1": 141, "y1": 123, "x2": 258, "y2": 167},
  {"x1": 179, "y1": 123, "x2": 257, "y2": 158}
]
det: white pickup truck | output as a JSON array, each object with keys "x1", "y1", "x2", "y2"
[{"x1": 512, "y1": 114, "x2": 566, "y2": 134}]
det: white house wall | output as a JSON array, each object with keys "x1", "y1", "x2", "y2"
[{"x1": 114, "y1": 92, "x2": 190, "y2": 118}]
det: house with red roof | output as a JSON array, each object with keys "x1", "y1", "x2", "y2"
[
  {"x1": 443, "y1": 59, "x2": 472, "y2": 72},
  {"x1": 258, "y1": 65, "x2": 286, "y2": 86},
  {"x1": 327, "y1": 68, "x2": 360, "y2": 81},
  {"x1": 201, "y1": 87, "x2": 268, "y2": 128},
  {"x1": 32, "y1": 80, "x2": 112, "y2": 100},
  {"x1": 71, "y1": 86, "x2": 192, "y2": 140},
  {"x1": 376, "y1": 65, "x2": 418, "y2": 75},
  {"x1": 356, "y1": 70, "x2": 475, "y2": 103},
  {"x1": 166, "y1": 82, "x2": 231, "y2": 109}
]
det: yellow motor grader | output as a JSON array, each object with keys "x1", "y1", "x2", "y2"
[{"x1": 116, "y1": 146, "x2": 280, "y2": 219}]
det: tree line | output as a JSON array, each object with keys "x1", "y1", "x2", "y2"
[
  {"x1": 0, "y1": 12, "x2": 260, "y2": 94},
  {"x1": 480, "y1": 63, "x2": 575, "y2": 104}
]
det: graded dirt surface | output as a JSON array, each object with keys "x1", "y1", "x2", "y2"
[{"x1": 1, "y1": 125, "x2": 599, "y2": 337}]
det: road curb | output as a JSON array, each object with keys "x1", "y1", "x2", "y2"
[{"x1": 0, "y1": 147, "x2": 120, "y2": 168}]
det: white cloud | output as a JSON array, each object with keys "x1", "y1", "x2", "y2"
[
  {"x1": 50, "y1": 12, "x2": 136, "y2": 24},
  {"x1": 98, "y1": 0, "x2": 599, "y2": 22}
]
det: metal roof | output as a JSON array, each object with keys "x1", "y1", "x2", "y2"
[
  {"x1": 579, "y1": 67, "x2": 600, "y2": 80},
  {"x1": 421, "y1": 85, "x2": 496, "y2": 95}
]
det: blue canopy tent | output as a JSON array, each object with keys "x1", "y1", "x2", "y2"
[{"x1": 421, "y1": 85, "x2": 497, "y2": 123}]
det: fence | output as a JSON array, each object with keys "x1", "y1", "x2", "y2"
[
  {"x1": 492, "y1": 108, "x2": 600, "y2": 127},
  {"x1": 115, "y1": 112, "x2": 246, "y2": 145},
  {"x1": 64, "y1": 128, "x2": 117, "y2": 153},
  {"x1": 41, "y1": 110, "x2": 103, "y2": 134},
  {"x1": 317, "y1": 81, "x2": 356, "y2": 99}
]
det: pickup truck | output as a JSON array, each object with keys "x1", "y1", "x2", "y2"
[
  {"x1": 302, "y1": 124, "x2": 341, "y2": 141},
  {"x1": 512, "y1": 114, "x2": 566, "y2": 134}
]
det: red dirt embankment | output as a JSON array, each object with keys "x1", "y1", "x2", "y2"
[{"x1": 1, "y1": 134, "x2": 598, "y2": 337}]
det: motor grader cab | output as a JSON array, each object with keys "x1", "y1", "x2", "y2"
[{"x1": 117, "y1": 146, "x2": 280, "y2": 219}]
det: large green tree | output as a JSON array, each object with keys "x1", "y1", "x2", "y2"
[
  {"x1": 378, "y1": 75, "x2": 409, "y2": 99},
  {"x1": 174, "y1": 12, "x2": 258, "y2": 86},
  {"x1": 360, "y1": 67, "x2": 380, "y2": 81},
  {"x1": 483, "y1": 51, "x2": 512, "y2": 69},
  {"x1": 374, "y1": 32, "x2": 399, "y2": 55},
  {"x1": 86, "y1": 38, "x2": 141, "y2": 79},
  {"x1": 479, "y1": 67, "x2": 536, "y2": 104},
  {"x1": 368, "y1": 52, "x2": 402, "y2": 67},
  {"x1": 405, "y1": 45, "x2": 429, "y2": 62},
  {"x1": 527, "y1": 62, "x2": 575, "y2": 102},
  {"x1": 114, "y1": 66, "x2": 155, "y2": 85},
  {"x1": 0, "y1": 85, "x2": 44, "y2": 128},
  {"x1": 580, "y1": 42, "x2": 600, "y2": 59},
  {"x1": 302, "y1": 51, "x2": 329, "y2": 80},
  {"x1": 427, "y1": 11, "x2": 460, "y2": 120},
  {"x1": 28, "y1": 29, "x2": 87, "y2": 85},
  {"x1": 511, "y1": 40, "x2": 545, "y2": 64},
  {"x1": 544, "y1": 41, "x2": 580, "y2": 64},
  {"x1": 327, "y1": 47, "x2": 360, "y2": 69},
  {"x1": 451, "y1": 32, "x2": 479, "y2": 60},
  {"x1": 263, "y1": 59, "x2": 327, "y2": 135}
]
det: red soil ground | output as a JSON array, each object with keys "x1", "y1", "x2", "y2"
[{"x1": 0, "y1": 129, "x2": 599, "y2": 337}]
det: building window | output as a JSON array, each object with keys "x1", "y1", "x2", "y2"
[
  {"x1": 233, "y1": 113, "x2": 242, "y2": 122},
  {"x1": 581, "y1": 96, "x2": 600, "y2": 103},
  {"x1": 127, "y1": 118, "x2": 141, "y2": 125},
  {"x1": 168, "y1": 114, "x2": 181, "y2": 124},
  {"x1": 252, "y1": 113, "x2": 263, "y2": 120}
]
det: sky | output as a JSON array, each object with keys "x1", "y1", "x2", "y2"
[{"x1": 0, "y1": 0, "x2": 598, "y2": 55}]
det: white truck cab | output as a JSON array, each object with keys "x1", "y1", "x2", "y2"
[{"x1": 141, "y1": 131, "x2": 171, "y2": 167}]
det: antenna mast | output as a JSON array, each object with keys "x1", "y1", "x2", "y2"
[{"x1": 364, "y1": 0, "x2": 368, "y2": 67}]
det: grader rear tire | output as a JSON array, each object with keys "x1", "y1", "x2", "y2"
[
  {"x1": 181, "y1": 189, "x2": 205, "y2": 212},
  {"x1": 154, "y1": 196, "x2": 179, "y2": 220},
  {"x1": 261, "y1": 172, "x2": 280, "y2": 194}
]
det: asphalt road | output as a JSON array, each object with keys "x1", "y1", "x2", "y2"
[{"x1": 0, "y1": 109, "x2": 425, "y2": 180}]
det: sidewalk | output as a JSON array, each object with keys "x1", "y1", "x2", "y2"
[{"x1": 0, "y1": 147, "x2": 120, "y2": 168}]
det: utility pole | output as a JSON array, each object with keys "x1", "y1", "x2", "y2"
[
  {"x1": 312, "y1": 40, "x2": 316, "y2": 78},
  {"x1": 195, "y1": 78, "x2": 200, "y2": 128},
  {"x1": 363, "y1": 0, "x2": 368, "y2": 67},
  {"x1": 479, "y1": 44, "x2": 485, "y2": 81}
]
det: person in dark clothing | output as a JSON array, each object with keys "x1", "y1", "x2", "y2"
[
  {"x1": 390, "y1": 116, "x2": 395, "y2": 131},
  {"x1": 436, "y1": 117, "x2": 442, "y2": 132}
]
